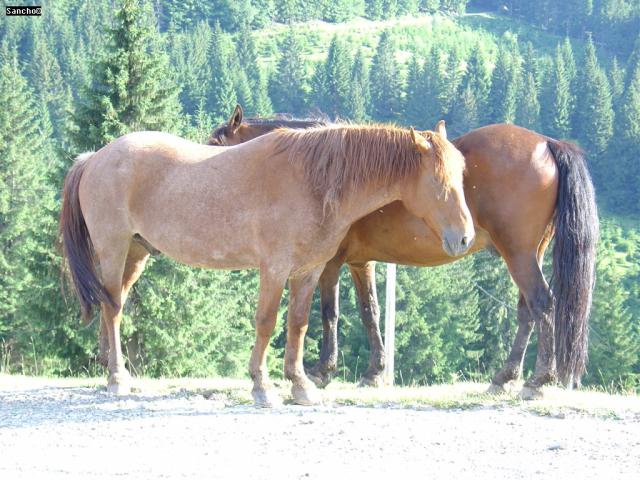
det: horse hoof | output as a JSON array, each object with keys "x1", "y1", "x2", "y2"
[
  {"x1": 306, "y1": 371, "x2": 331, "y2": 389},
  {"x1": 292, "y1": 383, "x2": 322, "y2": 406},
  {"x1": 358, "y1": 375, "x2": 384, "y2": 388},
  {"x1": 487, "y1": 383, "x2": 508, "y2": 395},
  {"x1": 252, "y1": 388, "x2": 283, "y2": 408},
  {"x1": 107, "y1": 373, "x2": 131, "y2": 395},
  {"x1": 520, "y1": 385, "x2": 544, "y2": 400},
  {"x1": 107, "y1": 382, "x2": 131, "y2": 395}
]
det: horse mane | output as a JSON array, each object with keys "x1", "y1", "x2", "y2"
[{"x1": 273, "y1": 124, "x2": 460, "y2": 211}]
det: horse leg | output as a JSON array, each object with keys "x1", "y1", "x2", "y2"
[
  {"x1": 98, "y1": 318, "x2": 109, "y2": 367},
  {"x1": 249, "y1": 267, "x2": 287, "y2": 407},
  {"x1": 285, "y1": 267, "x2": 324, "y2": 405},
  {"x1": 488, "y1": 235, "x2": 551, "y2": 394},
  {"x1": 488, "y1": 294, "x2": 533, "y2": 393},
  {"x1": 306, "y1": 256, "x2": 342, "y2": 388},
  {"x1": 502, "y1": 252, "x2": 555, "y2": 399},
  {"x1": 349, "y1": 262, "x2": 385, "y2": 388},
  {"x1": 98, "y1": 243, "x2": 149, "y2": 369},
  {"x1": 93, "y1": 237, "x2": 133, "y2": 394}
]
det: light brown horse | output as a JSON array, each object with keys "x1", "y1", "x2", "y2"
[
  {"x1": 207, "y1": 106, "x2": 599, "y2": 399},
  {"x1": 60, "y1": 124, "x2": 474, "y2": 405}
]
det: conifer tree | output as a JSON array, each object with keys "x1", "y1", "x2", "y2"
[
  {"x1": 464, "y1": 43, "x2": 492, "y2": 111},
  {"x1": 404, "y1": 55, "x2": 426, "y2": 127},
  {"x1": 575, "y1": 36, "x2": 613, "y2": 154},
  {"x1": 450, "y1": 83, "x2": 479, "y2": 136},
  {"x1": 0, "y1": 47, "x2": 59, "y2": 369},
  {"x1": 72, "y1": 0, "x2": 182, "y2": 151},
  {"x1": 207, "y1": 23, "x2": 237, "y2": 123},
  {"x1": 369, "y1": 30, "x2": 403, "y2": 121},
  {"x1": 252, "y1": 68, "x2": 273, "y2": 117},
  {"x1": 345, "y1": 49, "x2": 370, "y2": 122},
  {"x1": 487, "y1": 42, "x2": 521, "y2": 124},
  {"x1": 315, "y1": 35, "x2": 353, "y2": 118},
  {"x1": 541, "y1": 46, "x2": 572, "y2": 139},
  {"x1": 587, "y1": 255, "x2": 639, "y2": 389},
  {"x1": 516, "y1": 72, "x2": 541, "y2": 131},
  {"x1": 269, "y1": 28, "x2": 308, "y2": 115},
  {"x1": 609, "y1": 57, "x2": 625, "y2": 109}
]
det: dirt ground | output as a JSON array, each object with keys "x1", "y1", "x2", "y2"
[{"x1": 1, "y1": 376, "x2": 639, "y2": 479}]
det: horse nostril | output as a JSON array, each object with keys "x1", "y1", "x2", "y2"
[{"x1": 461, "y1": 236, "x2": 469, "y2": 247}]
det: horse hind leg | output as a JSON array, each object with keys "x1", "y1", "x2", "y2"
[
  {"x1": 306, "y1": 256, "x2": 342, "y2": 388},
  {"x1": 488, "y1": 235, "x2": 552, "y2": 395},
  {"x1": 97, "y1": 242, "x2": 149, "y2": 369},
  {"x1": 96, "y1": 237, "x2": 150, "y2": 394},
  {"x1": 350, "y1": 262, "x2": 385, "y2": 388},
  {"x1": 499, "y1": 251, "x2": 554, "y2": 400},
  {"x1": 488, "y1": 294, "x2": 534, "y2": 394}
]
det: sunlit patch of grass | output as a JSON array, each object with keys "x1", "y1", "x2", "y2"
[{"x1": 2, "y1": 375, "x2": 638, "y2": 419}]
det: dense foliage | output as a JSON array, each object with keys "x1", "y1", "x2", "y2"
[{"x1": 0, "y1": 0, "x2": 638, "y2": 391}]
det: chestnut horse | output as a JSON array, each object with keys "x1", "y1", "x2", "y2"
[
  {"x1": 206, "y1": 105, "x2": 598, "y2": 399},
  {"x1": 60, "y1": 124, "x2": 474, "y2": 405}
]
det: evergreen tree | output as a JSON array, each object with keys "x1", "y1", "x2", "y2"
[
  {"x1": 541, "y1": 46, "x2": 572, "y2": 139},
  {"x1": 207, "y1": 23, "x2": 237, "y2": 123},
  {"x1": 487, "y1": 42, "x2": 521, "y2": 124},
  {"x1": 575, "y1": 36, "x2": 614, "y2": 154},
  {"x1": 172, "y1": 21, "x2": 212, "y2": 116},
  {"x1": 609, "y1": 56, "x2": 625, "y2": 108},
  {"x1": 369, "y1": 30, "x2": 403, "y2": 121},
  {"x1": 464, "y1": 43, "x2": 492, "y2": 111},
  {"x1": 404, "y1": 55, "x2": 426, "y2": 127},
  {"x1": 314, "y1": 35, "x2": 352, "y2": 118},
  {"x1": 516, "y1": 72, "x2": 541, "y2": 131},
  {"x1": 71, "y1": 0, "x2": 182, "y2": 151},
  {"x1": 27, "y1": 29, "x2": 67, "y2": 141},
  {"x1": 0, "y1": 47, "x2": 60, "y2": 372},
  {"x1": 421, "y1": 47, "x2": 450, "y2": 128},
  {"x1": 450, "y1": 83, "x2": 479, "y2": 137},
  {"x1": 252, "y1": 68, "x2": 273, "y2": 117},
  {"x1": 345, "y1": 49, "x2": 370, "y2": 121},
  {"x1": 586, "y1": 255, "x2": 639, "y2": 389},
  {"x1": 269, "y1": 28, "x2": 308, "y2": 115}
]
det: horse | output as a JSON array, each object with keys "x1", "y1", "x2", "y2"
[
  {"x1": 59, "y1": 123, "x2": 474, "y2": 406},
  {"x1": 205, "y1": 105, "x2": 599, "y2": 399}
]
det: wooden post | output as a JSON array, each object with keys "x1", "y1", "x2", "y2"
[{"x1": 384, "y1": 262, "x2": 396, "y2": 386}]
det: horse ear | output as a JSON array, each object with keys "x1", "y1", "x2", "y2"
[
  {"x1": 435, "y1": 120, "x2": 447, "y2": 139},
  {"x1": 229, "y1": 104, "x2": 243, "y2": 129},
  {"x1": 410, "y1": 127, "x2": 432, "y2": 153}
]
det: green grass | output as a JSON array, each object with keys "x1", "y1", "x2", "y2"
[{"x1": 3, "y1": 375, "x2": 638, "y2": 420}]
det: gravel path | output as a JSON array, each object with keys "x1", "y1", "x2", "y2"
[{"x1": 1, "y1": 377, "x2": 639, "y2": 479}]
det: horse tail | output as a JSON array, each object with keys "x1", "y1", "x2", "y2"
[
  {"x1": 59, "y1": 153, "x2": 117, "y2": 322},
  {"x1": 547, "y1": 139, "x2": 599, "y2": 386}
]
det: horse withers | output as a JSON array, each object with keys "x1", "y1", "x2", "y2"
[
  {"x1": 207, "y1": 105, "x2": 598, "y2": 399},
  {"x1": 60, "y1": 123, "x2": 474, "y2": 405}
]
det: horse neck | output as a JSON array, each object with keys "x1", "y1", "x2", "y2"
[{"x1": 332, "y1": 179, "x2": 404, "y2": 229}]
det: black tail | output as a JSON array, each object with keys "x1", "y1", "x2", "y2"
[
  {"x1": 59, "y1": 154, "x2": 117, "y2": 322},
  {"x1": 547, "y1": 140, "x2": 599, "y2": 385}
]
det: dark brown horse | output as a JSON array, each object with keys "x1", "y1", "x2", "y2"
[
  {"x1": 206, "y1": 105, "x2": 599, "y2": 399},
  {"x1": 60, "y1": 124, "x2": 474, "y2": 405}
]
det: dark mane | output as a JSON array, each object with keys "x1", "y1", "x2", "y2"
[{"x1": 273, "y1": 124, "x2": 459, "y2": 211}]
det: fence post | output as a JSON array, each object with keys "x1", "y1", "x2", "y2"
[{"x1": 384, "y1": 262, "x2": 396, "y2": 386}]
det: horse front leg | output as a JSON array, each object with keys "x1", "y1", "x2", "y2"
[
  {"x1": 249, "y1": 267, "x2": 287, "y2": 407},
  {"x1": 349, "y1": 262, "x2": 385, "y2": 387},
  {"x1": 306, "y1": 255, "x2": 343, "y2": 388},
  {"x1": 285, "y1": 267, "x2": 324, "y2": 405}
]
